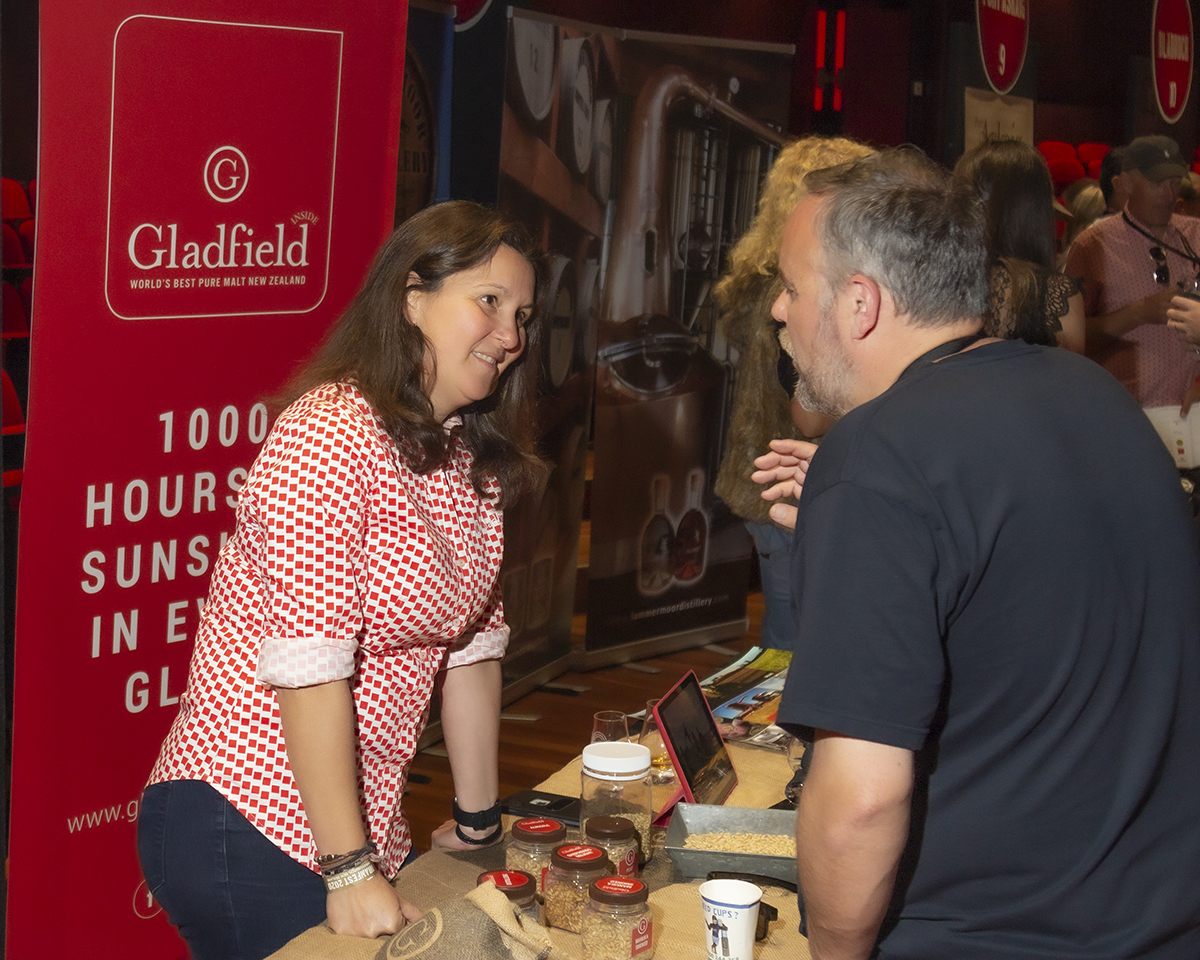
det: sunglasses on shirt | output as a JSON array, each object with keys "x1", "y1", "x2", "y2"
[{"x1": 1151, "y1": 245, "x2": 1171, "y2": 285}]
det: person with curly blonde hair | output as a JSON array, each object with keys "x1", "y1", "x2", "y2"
[{"x1": 714, "y1": 136, "x2": 873, "y2": 650}]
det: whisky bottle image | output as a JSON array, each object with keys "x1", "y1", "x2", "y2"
[
  {"x1": 638, "y1": 474, "x2": 675, "y2": 596},
  {"x1": 672, "y1": 468, "x2": 708, "y2": 583}
]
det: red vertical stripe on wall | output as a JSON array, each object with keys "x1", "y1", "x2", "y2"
[
  {"x1": 833, "y1": 9, "x2": 845, "y2": 111},
  {"x1": 814, "y1": 9, "x2": 827, "y2": 111}
]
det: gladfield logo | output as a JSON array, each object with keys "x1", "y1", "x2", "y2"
[
  {"x1": 105, "y1": 16, "x2": 342, "y2": 320},
  {"x1": 127, "y1": 148, "x2": 310, "y2": 272},
  {"x1": 204, "y1": 147, "x2": 249, "y2": 203}
]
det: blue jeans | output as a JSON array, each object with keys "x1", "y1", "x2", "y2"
[
  {"x1": 137, "y1": 780, "x2": 326, "y2": 960},
  {"x1": 746, "y1": 520, "x2": 798, "y2": 650},
  {"x1": 138, "y1": 780, "x2": 417, "y2": 960}
]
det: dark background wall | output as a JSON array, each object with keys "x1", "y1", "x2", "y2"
[
  {"x1": 531, "y1": 0, "x2": 1197, "y2": 164},
  {"x1": 1, "y1": 1, "x2": 1198, "y2": 182}
]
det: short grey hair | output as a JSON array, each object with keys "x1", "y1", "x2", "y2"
[{"x1": 803, "y1": 148, "x2": 989, "y2": 327}]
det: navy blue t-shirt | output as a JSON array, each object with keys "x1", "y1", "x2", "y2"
[{"x1": 778, "y1": 338, "x2": 1200, "y2": 959}]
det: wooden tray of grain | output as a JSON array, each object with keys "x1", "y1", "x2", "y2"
[{"x1": 662, "y1": 803, "x2": 798, "y2": 885}]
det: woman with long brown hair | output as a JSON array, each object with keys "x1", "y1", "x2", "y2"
[
  {"x1": 955, "y1": 136, "x2": 1086, "y2": 352},
  {"x1": 138, "y1": 200, "x2": 545, "y2": 959}
]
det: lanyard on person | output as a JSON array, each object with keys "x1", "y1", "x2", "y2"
[
  {"x1": 897, "y1": 333, "x2": 984, "y2": 382},
  {"x1": 1121, "y1": 212, "x2": 1200, "y2": 267}
]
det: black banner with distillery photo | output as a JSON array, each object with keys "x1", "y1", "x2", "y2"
[{"x1": 582, "y1": 28, "x2": 794, "y2": 665}]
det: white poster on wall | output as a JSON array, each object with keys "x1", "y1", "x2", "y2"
[{"x1": 964, "y1": 85, "x2": 1035, "y2": 150}]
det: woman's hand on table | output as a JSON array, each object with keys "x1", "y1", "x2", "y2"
[
  {"x1": 431, "y1": 818, "x2": 503, "y2": 851},
  {"x1": 326, "y1": 871, "x2": 422, "y2": 938}
]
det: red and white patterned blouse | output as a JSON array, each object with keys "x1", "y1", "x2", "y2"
[{"x1": 147, "y1": 382, "x2": 508, "y2": 876}]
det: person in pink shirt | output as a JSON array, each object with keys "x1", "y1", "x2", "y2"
[{"x1": 1064, "y1": 135, "x2": 1200, "y2": 413}]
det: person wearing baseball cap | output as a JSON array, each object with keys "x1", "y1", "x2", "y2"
[
  {"x1": 1123, "y1": 134, "x2": 1189, "y2": 182},
  {"x1": 1065, "y1": 134, "x2": 1200, "y2": 414}
]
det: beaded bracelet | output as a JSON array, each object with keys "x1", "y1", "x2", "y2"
[
  {"x1": 323, "y1": 860, "x2": 377, "y2": 892},
  {"x1": 316, "y1": 841, "x2": 378, "y2": 877}
]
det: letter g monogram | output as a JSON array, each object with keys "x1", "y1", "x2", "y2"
[{"x1": 204, "y1": 146, "x2": 249, "y2": 203}]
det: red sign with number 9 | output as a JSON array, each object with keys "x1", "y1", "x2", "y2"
[{"x1": 976, "y1": 0, "x2": 1030, "y2": 95}]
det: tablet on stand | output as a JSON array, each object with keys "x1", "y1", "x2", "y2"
[{"x1": 651, "y1": 670, "x2": 738, "y2": 823}]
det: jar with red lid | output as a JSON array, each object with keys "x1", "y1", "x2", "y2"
[
  {"x1": 585, "y1": 815, "x2": 639, "y2": 877},
  {"x1": 582, "y1": 876, "x2": 654, "y2": 959},
  {"x1": 507, "y1": 817, "x2": 568, "y2": 891},
  {"x1": 543, "y1": 843, "x2": 613, "y2": 932},
  {"x1": 477, "y1": 869, "x2": 541, "y2": 926}
]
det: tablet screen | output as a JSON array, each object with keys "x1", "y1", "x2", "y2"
[{"x1": 653, "y1": 671, "x2": 738, "y2": 806}]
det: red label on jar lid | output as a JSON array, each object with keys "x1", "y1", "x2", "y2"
[
  {"x1": 557, "y1": 843, "x2": 605, "y2": 861},
  {"x1": 478, "y1": 870, "x2": 531, "y2": 889},
  {"x1": 595, "y1": 876, "x2": 645, "y2": 895},
  {"x1": 515, "y1": 817, "x2": 565, "y2": 833}
]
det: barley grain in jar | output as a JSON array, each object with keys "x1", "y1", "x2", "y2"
[
  {"x1": 543, "y1": 843, "x2": 613, "y2": 933},
  {"x1": 585, "y1": 814, "x2": 639, "y2": 877},
  {"x1": 581, "y1": 742, "x2": 653, "y2": 865},
  {"x1": 507, "y1": 817, "x2": 568, "y2": 891},
  {"x1": 582, "y1": 876, "x2": 654, "y2": 960}
]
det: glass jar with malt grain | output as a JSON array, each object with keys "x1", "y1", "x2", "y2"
[{"x1": 543, "y1": 843, "x2": 613, "y2": 933}]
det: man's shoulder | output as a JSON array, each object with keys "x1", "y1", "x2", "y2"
[
  {"x1": 1064, "y1": 215, "x2": 1121, "y2": 277},
  {"x1": 1171, "y1": 213, "x2": 1200, "y2": 241},
  {"x1": 830, "y1": 343, "x2": 1116, "y2": 455},
  {"x1": 1074, "y1": 212, "x2": 1125, "y2": 249}
]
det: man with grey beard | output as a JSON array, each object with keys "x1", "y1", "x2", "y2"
[{"x1": 753, "y1": 149, "x2": 1200, "y2": 960}]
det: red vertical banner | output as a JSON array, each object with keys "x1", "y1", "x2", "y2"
[{"x1": 7, "y1": 2, "x2": 406, "y2": 957}]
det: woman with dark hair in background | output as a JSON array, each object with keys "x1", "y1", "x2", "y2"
[
  {"x1": 138, "y1": 200, "x2": 546, "y2": 960},
  {"x1": 956, "y1": 136, "x2": 1086, "y2": 352}
]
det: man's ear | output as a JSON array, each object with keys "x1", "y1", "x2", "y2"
[{"x1": 846, "y1": 274, "x2": 882, "y2": 341}]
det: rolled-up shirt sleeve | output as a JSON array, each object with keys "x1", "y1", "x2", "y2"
[
  {"x1": 251, "y1": 405, "x2": 371, "y2": 688},
  {"x1": 444, "y1": 578, "x2": 509, "y2": 669}
]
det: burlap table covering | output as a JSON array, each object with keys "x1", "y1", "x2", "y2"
[{"x1": 270, "y1": 741, "x2": 809, "y2": 959}]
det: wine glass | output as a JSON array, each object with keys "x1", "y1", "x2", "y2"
[
  {"x1": 591, "y1": 710, "x2": 629, "y2": 743},
  {"x1": 639, "y1": 698, "x2": 677, "y2": 784}
]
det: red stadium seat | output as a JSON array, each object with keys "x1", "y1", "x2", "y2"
[
  {"x1": 1076, "y1": 142, "x2": 1110, "y2": 166},
  {"x1": 1, "y1": 178, "x2": 32, "y2": 223},
  {"x1": 16, "y1": 217, "x2": 34, "y2": 262},
  {"x1": 17, "y1": 218, "x2": 34, "y2": 264},
  {"x1": 1038, "y1": 140, "x2": 1078, "y2": 164},
  {"x1": 1087, "y1": 159, "x2": 1103, "y2": 180},
  {"x1": 27, "y1": 178, "x2": 36, "y2": 214},
  {"x1": 2, "y1": 282, "x2": 29, "y2": 338},
  {"x1": 2, "y1": 369, "x2": 24, "y2": 431},
  {"x1": 2, "y1": 368, "x2": 24, "y2": 507},
  {"x1": 2, "y1": 223, "x2": 27, "y2": 267},
  {"x1": 1047, "y1": 157, "x2": 1087, "y2": 192}
]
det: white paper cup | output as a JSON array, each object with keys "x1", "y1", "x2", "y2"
[{"x1": 699, "y1": 878, "x2": 762, "y2": 960}]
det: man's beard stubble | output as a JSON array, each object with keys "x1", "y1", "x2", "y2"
[{"x1": 777, "y1": 308, "x2": 854, "y2": 420}]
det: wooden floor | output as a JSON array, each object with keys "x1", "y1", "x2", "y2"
[{"x1": 402, "y1": 592, "x2": 766, "y2": 848}]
